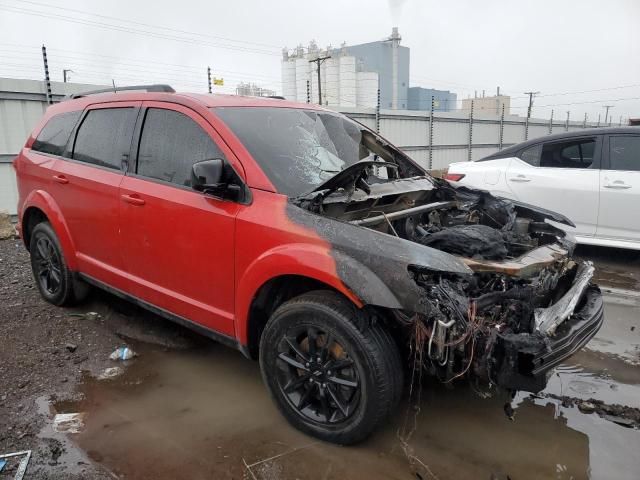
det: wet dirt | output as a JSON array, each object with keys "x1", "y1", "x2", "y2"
[{"x1": 3, "y1": 241, "x2": 640, "y2": 479}]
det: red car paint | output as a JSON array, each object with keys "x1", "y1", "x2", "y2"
[{"x1": 15, "y1": 92, "x2": 360, "y2": 349}]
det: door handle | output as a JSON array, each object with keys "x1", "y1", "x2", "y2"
[
  {"x1": 604, "y1": 182, "x2": 631, "y2": 190},
  {"x1": 52, "y1": 174, "x2": 69, "y2": 184},
  {"x1": 121, "y1": 194, "x2": 146, "y2": 206},
  {"x1": 509, "y1": 175, "x2": 531, "y2": 183}
]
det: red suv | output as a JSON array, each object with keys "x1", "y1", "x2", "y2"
[{"x1": 14, "y1": 85, "x2": 603, "y2": 444}]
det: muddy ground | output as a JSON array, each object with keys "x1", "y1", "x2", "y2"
[{"x1": 1, "y1": 238, "x2": 639, "y2": 479}]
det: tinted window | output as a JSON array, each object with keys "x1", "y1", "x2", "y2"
[
  {"x1": 73, "y1": 108, "x2": 136, "y2": 169},
  {"x1": 519, "y1": 144, "x2": 542, "y2": 166},
  {"x1": 32, "y1": 111, "x2": 81, "y2": 156},
  {"x1": 609, "y1": 136, "x2": 640, "y2": 171},
  {"x1": 214, "y1": 107, "x2": 404, "y2": 196},
  {"x1": 540, "y1": 138, "x2": 596, "y2": 168},
  {"x1": 137, "y1": 109, "x2": 223, "y2": 187}
]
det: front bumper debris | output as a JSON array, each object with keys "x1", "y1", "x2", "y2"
[
  {"x1": 534, "y1": 261, "x2": 595, "y2": 335},
  {"x1": 491, "y1": 284, "x2": 604, "y2": 392}
]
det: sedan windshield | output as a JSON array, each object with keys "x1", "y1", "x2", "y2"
[{"x1": 213, "y1": 106, "x2": 400, "y2": 197}]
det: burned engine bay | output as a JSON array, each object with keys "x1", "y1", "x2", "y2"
[{"x1": 294, "y1": 169, "x2": 600, "y2": 392}]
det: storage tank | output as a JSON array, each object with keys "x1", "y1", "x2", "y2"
[
  {"x1": 339, "y1": 56, "x2": 356, "y2": 107},
  {"x1": 295, "y1": 57, "x2": 310, "y2": 103},
  {"x1": 281, "y1": 59, "x2": 297, "y2": 101},
  {"x1": 324, "y1": 57, "x2": 341, "y2": 107},
  {"x1": 357, "y1": 72, "x2": 378, "y2": 108}
]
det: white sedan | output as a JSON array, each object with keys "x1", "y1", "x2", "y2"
[{"x1": 445, "y1": 127, "x2": 640, "y2": 250}]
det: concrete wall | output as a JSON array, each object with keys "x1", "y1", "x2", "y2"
[{"x1": 338, "y1": 106, "x2": 605, "y2": 170}]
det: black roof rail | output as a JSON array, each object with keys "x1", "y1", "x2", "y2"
[{"x1": 69, "y1": 84, "x2": 175, "y2": 99}]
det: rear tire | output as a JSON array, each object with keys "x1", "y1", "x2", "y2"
[
  {"x1": 259, "y1": 290, "x2": 403, "y2": 445},
  {"x1": 29, "y1": 222, "x2": 88, "y2": 306}
]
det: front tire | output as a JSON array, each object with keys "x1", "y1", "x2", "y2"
[
  {"x1": 259, "y1": 290, "x2": 403, "y2": 444},
  {"x1": 29, "y1": 222, "x2": 88, "y2": 306}
]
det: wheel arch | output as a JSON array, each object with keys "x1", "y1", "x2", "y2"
[
  {"x1": 21, "y1": 190, "x2": 78, "y2": 270},
  {"x1": 236, "y1": 244, "x2": 403, "y2": 359}
]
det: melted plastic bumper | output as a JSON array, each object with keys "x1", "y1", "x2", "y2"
[{"x1": 490, "y1": 285, "x2": 604, "y2": 393}]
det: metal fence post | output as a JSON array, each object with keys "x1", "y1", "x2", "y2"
[
  {"x1": 548, "y1": 109, "x2": 553, "y2": 134},
  {"x1": 428, "y1": 95, "x2": 434, "y2": 169},
  {"x1": 375, "y1": 88, "x2": 381, "y2": 133},
  {"x1": 41, "y1": 44, "x2": 52, "y2": 105},
  {"x1": 467, "y1": 100, "x2": 474, "y2": 161},
  {"x1": 498, "y1": 103, "x2": 505, "y2": 150}
]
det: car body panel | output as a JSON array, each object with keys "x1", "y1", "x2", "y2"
[{"x1": 448, "y1": 128, "x2": 640, "y2": 250}]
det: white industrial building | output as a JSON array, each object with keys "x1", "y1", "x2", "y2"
[{"x1": 282, "y1": 41, "x2": 387, "y2": 109}]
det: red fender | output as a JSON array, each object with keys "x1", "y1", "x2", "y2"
[
  {"x1": 234, "y1": 243, "x2": 364, "y2": 345},
  {"x1": 21, "y1": 190, "x2": 78, "y2": 270}
]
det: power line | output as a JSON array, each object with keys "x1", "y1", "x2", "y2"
[
  {"x1": 0, "y1": 4, "x2": 280, "y2": 56},
  {"x1": 8, "y1": 0, "x2": 283, "y2": 50}
]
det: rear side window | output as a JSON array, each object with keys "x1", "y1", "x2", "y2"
[
  {"x1": 32, "y1": 111, "x2": 81, "y2": 156},
  {"x1": 73, "y1": 108, "x2": 137, "y2": 170},
  {"x1": 518, "y1": 144, "x2": 542, "y2": 166},
  {"x1": 609, "y1": 136, "x2": 640, "y2": 171},
  {"x1": 539, "y1": 138, "x2": 596, "y2": 169},
  {"x1": 137, "y1": 108, "x2": 224, "y2": 187}
]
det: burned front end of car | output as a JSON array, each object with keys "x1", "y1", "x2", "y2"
[{"x1": 294, "y1": 167, "x2": 604, "y2": 394}]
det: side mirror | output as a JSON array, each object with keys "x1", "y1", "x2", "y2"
[{"x1": 191, "y1": 159, "x2": 225, "y2": 195}]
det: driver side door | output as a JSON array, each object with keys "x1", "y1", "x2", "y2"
[{"x1": 119, "y1": 103, "x2": 241, "y2": 336}]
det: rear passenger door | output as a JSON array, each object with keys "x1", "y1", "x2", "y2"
[
  {"x1": 119, "y1": 103, "x2": 240, "y2": 336},
  {"x1": 51, "y1": 102, "x2": 140, "y2": 290},
  {"x1": 504, "y1": 136, "x2": 601, "y2": 237},
  {"x1": 596, "y1": 134, "x2": 640, "y2": 242}
]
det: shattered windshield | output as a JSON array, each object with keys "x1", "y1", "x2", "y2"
[{"x1": 213, "y1": 107, "x2": 396, "y2": 197}]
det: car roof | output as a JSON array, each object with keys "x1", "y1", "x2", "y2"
[
  {"x1": 45, "y1": 87, "x2": 324, "y2": 117},
  {"x1": 480, "y1": 126, "x2": 640, "y2": 161}
]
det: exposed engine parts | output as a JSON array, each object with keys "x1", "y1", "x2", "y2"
[{"x1": 294, "y1": 175, "x2": 598, "y2": 393}]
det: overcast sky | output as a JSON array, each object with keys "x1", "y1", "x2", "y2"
[{"x1": 1, "y1": 0, "x2": 639, "y2": 121}]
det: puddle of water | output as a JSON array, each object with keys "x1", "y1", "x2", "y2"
[
  {"x1": 36, "y1": 258, "x2": 640, "y2": 480},
  {"x1": 42, "y1": 339, "x2": 640, "y2": 480}
]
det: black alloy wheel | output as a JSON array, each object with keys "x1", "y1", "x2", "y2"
[
  {"x1": 33, "y1": 234, "x2": 62, "y2": 295},
  {"x1": 29, "y1": 222, "x2": 89, "y2": 306},
  {"x1": 260, "y1": 290, "x2": 403, "y2": 444},
  {"x1": 276, "y1": 326, "x2": 361, "y2": 425}
]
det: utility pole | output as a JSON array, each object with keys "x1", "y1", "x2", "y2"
[
  {"x1": 309, "y1": 55, "x2": 331, "y2": 105},
  {"x1": 207, "y1": 67, "x2": 212, "y2": 94},
  {"x1": 524, "y1": 91, "x2": 540, "y2": 119},
  {"x1": 63, "y1": 69, "x2": 73, "y2": 83},
  {"x1": 565, "y1": 111, "x2": 570, "y2": 131},
  {"x1": 603, "y1": 105, "x2": 613, "y2": 124},
  {"x1": 41, "y1": 44, "x2": 52, "y2": 104}
]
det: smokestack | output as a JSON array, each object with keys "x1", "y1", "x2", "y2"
[{"x1": 390, "y1": 27, "x2": 401, "y2": 109}]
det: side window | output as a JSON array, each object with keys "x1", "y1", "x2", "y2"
[
  {"x1": 73, "y1": 108, "x2": 136, "y2": 170},
  {"x1": 518, "y1": 144, "x2": 542, "y2": 166},
  {"x1": 137, "y1": 108, "x2": 224, "y2": 187},
  {"x1": 609, "y1": 136, "x2": 640, "y2": 171},
  {"x1": 540, "y1": 138, "x2": 596, "y2": 169},
  {"x1": 32, "y1": 111, "x2": 82, "y2": 156}
]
